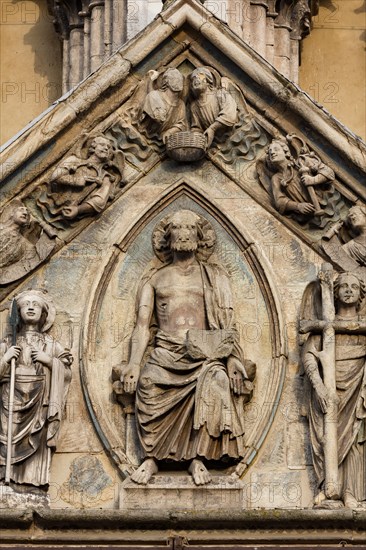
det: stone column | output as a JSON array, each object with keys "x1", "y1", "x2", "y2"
[
  {"x1": 90, "y1": 0, "x2": 105, "y2": 72},
  {"x1": 62, "y1": 39, "x2": 70, "y2": 94},
  {"x1": 249, "y1": 1, "x2": 268, "y2": 58},
  {"x1": 69, "y1": 26, "x2": 84, "y2": 88},
  {"x1": 274, "y1": 24, "x2": 291, "y2": 78},
  {"x1": 112, "y1": 0, "x2": 127, "y2": 54}
]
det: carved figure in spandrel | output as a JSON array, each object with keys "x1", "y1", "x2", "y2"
[
  {"x1": 322, "y1": 204, "x2": 366, "y2": 273},
  {"x1": 189, "y1": 67, "x2": 238, "y2": 148},
  {"x1": 0, "y1": 290, "x2": 72, "y2": 487},
  {"x1": 140, "y1": 68, "x2": 188, "y2": 142},
  {"x1": 257, "y1": 135, "x2": 342, "y2": 228},
  {"x1": 118, "y1": 210, "x2": 256, "y2": 486},
  {"x1": 38, "y1": 135, "x2": 124, "y2": 227},
  {"x1": 300, "y1": 269, "x2": 366, "y2": 509},
  {"x1": 0, "y1": 202, "x2": 56, "y2": 286}
]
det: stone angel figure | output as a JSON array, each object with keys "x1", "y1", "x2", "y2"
[
  {"x1": 257, "y1": 134, "x2": 343, "y2": 228},
  {"x1": 188, "y1": 66, "x2": 267, "y2": 161},
  {"x1": 0, "y1": 290, "x2": 72, "y2": 488},
  {"x1": 0, "y1": 201, "x2": 56, "y2": 285},
  {"x1": 321, "y1": 204, "x2": 366, "y2": 275},
  {"x1": 37, "y1": 134, "x2": 125, "y2": 228}
]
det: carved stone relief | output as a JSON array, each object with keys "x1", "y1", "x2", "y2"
[
  {"x1": 115, "y1": 209, "x2": 256, "y2": 485},
  {"x1": 0, "y1": 202, "x2": 56, "y2": 286},
  {"x1": 322, "y1": 204, "x2": 366, "y2": 274},
  {"x1": 0, "y1": 290, "x2": 72, "y2": 489},
  {"x1": 257, "y1": 134, "x2": 345, "y2": 229},
  {"x1": 300, "y1": 265, "x2": 366, "y2": 509},
  {"x1": 37, "y1": 135, "x2": 125, "y2": 229},
  {"x1": 116, "y1": 66, "x2": 268, "y2": 164}
]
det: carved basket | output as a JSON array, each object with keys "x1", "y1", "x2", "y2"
[{"x1": 166, "y1": 131, "x2": 207, "y2": 162}]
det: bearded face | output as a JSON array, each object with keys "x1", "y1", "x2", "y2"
[{"x1": 168, "y1": 214, "x2": 199, "y2": 253}]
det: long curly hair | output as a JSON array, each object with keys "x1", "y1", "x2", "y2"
[{"x1": 152, "y1": 210, "x2": 216, "y2": 264}]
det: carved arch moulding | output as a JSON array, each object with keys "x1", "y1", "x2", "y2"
[{"x1": 79, "y1": 182, "x2": 287, "y2": 481}]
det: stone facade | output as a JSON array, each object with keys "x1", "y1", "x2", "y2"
[{"x1": 0, "y1": 0, "x2": 365, "y2": 546}]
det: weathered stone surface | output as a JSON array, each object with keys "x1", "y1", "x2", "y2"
[{"x1": 120, "y1": 474, "x2": 245, "y2": 510}]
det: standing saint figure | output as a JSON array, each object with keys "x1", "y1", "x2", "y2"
[
  {"x1": 120, "y1": 210, "x2": 255, "y2": 485},
  {"x1": 0, "y1": 290, "x2": 72, "y2": 487},
  {"x1": 302, "y1": 272, "x2": 366, "y2": 508}
]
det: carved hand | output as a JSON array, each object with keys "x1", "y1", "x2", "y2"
[
  {"x1": 204, "y1": 127, "x2": 215, "y2": 148},
  {"x1": 314, "y1": 381, "x2": 329, "y2": 413},
  {"x1": 227, "y1": 356, "x2": 247, "y2": 395},
  {"x1": 62, "y1": 205, "x2": 79, "y2": 219},
  {"x1": 297, "y1": 202, "x2": 315, "y2": 215},
  {"x1": 31, "y1": 349, "x2": 52, "y2": 368},
  {"x1": 121, "y1": 363, "x2": 140, "y2": 394},
  {"x1": 301, "y1": 174, "x2": 315, "y2": 187},
  {"x1": 3, "y1": 346, "x2": 21, "y2": 364}
]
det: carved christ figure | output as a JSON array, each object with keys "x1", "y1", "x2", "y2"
[
  {"x1": 302, "y1": 273, "x2": 366, "y2": 508},
  {"x1": 120, "y1": 210, "x2": 255, "y2": 485},
  {"x1": 0, "y1": 290, "x2": 72, "y2": 487}
]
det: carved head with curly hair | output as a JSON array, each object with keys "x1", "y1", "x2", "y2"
[
  {"x1": 334, "y1": 272, "x2": 366, "y2": 311},
  {"x1": 152, "y1": 210, "x2": 216, "y2": 264},
  {"x1": 266, "y1": 139, "x2": 292, "y2": 170}
]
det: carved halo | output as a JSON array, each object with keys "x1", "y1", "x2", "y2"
[{"x1": 152, "y1": 210, "x2": 216, "y2": 263}]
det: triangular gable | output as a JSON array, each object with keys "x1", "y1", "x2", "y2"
[{"x1": 0, "y1": 0, "x2": 365, "y2": 298}]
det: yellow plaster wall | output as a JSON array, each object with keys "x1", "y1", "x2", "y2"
[
  {"x1": 300, "y1": 0, "x2": 366, "y2": 141},
  {"x1": 0, "y1": 0, "x2": 62, "y2": 145},
  {"x1": 0, "y1": 0, "x2": 365, "y2": 145}
]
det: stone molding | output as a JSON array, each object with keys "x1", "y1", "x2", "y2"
[
  {"x1": 0, "y1": 508, "x2": 365, "y2": 545},
  {"x1": 48, "y1": 0, "x2": 319, "y2": 90}
]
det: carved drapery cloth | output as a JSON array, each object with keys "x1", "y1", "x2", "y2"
[
  {"x1": 0, "y1": 334, "x2": 72, "y2": 486},
  {"x1": 135, "y1": 262, "x2": 249, "y2": 462},
  {"x1": 304, "y1": 331, "x2": 366, "y2": 501}
]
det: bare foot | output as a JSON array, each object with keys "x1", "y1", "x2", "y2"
[
  {"x1": 314, "y1": 490, "x2": 326, "y2": 506},
  {"x1": 131, "y1": 458, "x2": 158, "y2": 485},
  {"x1": 344, "y1": 492, "x2": 359, "y2": 509},
  {"x1": 188, "y1": 459, "x2": 211, "y2": 485}
]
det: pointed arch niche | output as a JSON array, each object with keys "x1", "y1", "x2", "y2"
[{"x1": 80, "y1": 182, "x2": 287, "y2": 478}]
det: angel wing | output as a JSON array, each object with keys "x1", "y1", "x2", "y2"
[
  {"x1": 221, "y1": 77, "x2": 249, "y2": 116},
  {"x1": 256, "y1": 155, "x2": 272, "y2": 194}
]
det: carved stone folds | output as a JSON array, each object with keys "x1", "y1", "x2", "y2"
[
  {"x1": 300, "y1": 266, "x2": 366, "y2": 509},
  {"x1": 0, "y1": 290, "x2": 72, "y2": 490}
]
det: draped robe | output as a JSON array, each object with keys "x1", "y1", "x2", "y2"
[
  {"x1": 0, "y1": 332, "x2": 72, "y2": 486},
  {"x1": 135, "y1": 262, "x2": 251, "y2": 462},
  {"x1": 304, "y1": 328, "x2": 366, "y2": 500}
]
